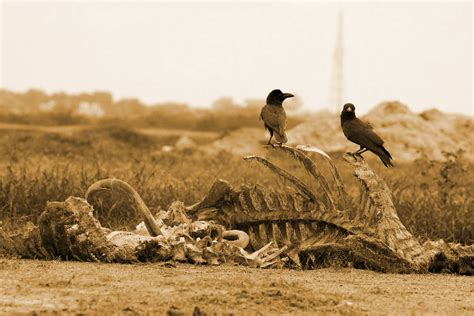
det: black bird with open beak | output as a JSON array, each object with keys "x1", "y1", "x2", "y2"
[
  {"x1": 260, "y1": 89, "x2": 294, "y2": 146},
  {"x1": 340, "y1": 103, "x2": 393, "y2": 167}
]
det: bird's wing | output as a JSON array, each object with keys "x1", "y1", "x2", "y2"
[
  {"x1": 364, "y1": 120, "x2": 374, "y2": 129},
  {"x1": 343, "y1": 118, "x2": 384, "y2": 147},
  {"x1": 260, "y1": 105, "x2": 286, "y2": 136}
]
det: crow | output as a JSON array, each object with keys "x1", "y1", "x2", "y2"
[
  {"x1": 340, "y1": 103, "x2": 393, "y2": 167},
  {"x1": 260, "y1": 89, "x2": 294, "y2": 146}
]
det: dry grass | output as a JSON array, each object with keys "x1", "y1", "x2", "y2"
[
  {"x1": 388, "y1": 151, "x2": 473, "y2": 243},
  {"x1": 0, "y1": 125, "x2": 472, "y2": 244}
]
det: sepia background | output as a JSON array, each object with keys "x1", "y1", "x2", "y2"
[
  {"x1": 0, "y1": 1, "x2": 473, "y2": 314},
  {"x1": 1, "y1": 1, "x2": 472, "y2": 114}
]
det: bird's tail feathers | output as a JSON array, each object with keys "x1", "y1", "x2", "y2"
[
  {"x1": 381, "y1": 146, "x2": 393, "y2": 159},
  {"x1": 274, "y1": 131, "x2": 288, "y2": 144},
  {"x1": 377, "y1": 147, "x2": 394, "y2": 168}
]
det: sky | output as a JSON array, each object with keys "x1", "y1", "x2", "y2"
[{"x1": 1, "y1": 1, "x2": 472, "y2": 115}]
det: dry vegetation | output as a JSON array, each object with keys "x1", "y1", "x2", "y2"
[{"x1": 0, "y1": 122, "x2": 472, "y2": 245}]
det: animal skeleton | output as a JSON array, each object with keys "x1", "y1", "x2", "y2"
[{"x1": 0, "y1": 146, "x2": 472, "y2": 274}]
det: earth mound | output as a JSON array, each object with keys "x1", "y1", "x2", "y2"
[{"x1": 288, "y1": 101, "x2": 474, "y2": 161}]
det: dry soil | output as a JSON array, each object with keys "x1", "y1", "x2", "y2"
[{"x1": 0, "y1": 259, "x2": 473, "y2": 315}]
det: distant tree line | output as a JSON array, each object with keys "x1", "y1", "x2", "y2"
[{"x1": 0, "y1": 89, "x2": 304, "y2": 132}]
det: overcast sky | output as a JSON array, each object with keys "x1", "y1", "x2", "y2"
[{"x1": 1, "y1": 1, "x2": 472, "y2": 114}]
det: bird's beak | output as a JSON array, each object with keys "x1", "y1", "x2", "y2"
[
  {"x1": 283, "y1": 93, "x2": 294, "y2": 99},
  {"x1": 346, "y1": 107, "x2": 353, "y2": 112}
]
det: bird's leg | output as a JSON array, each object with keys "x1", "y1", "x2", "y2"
[
  {"x1": 266, "y1": 131, "x2": 274, "y2": 146},
  {"x1": 354, "y1": 147, "x2": 368, "y2": 155}
]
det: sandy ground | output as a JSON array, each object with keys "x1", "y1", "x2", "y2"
[{"x1": 0, "y1": 259, "x2": 472, "y2": 315}]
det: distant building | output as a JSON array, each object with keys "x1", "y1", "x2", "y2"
[{"x1": 76, "y1": 102, "x2": 105, "y2": 117}]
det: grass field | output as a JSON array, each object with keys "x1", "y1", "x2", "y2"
[{"x1": 0, "y1": 123, "x2": 472, "y2": 244}]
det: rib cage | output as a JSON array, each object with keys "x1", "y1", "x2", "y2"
[{"x1": 223, "y1": 185, "x2": 350, "y2": 252}]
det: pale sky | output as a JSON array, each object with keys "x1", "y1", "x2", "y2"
[{"x1": 1, "y1": 1, "x2": 472, "y2": 115}]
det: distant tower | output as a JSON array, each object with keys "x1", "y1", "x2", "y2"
[{"x1": 328, "y1": 10, "x2": 344, "y2": 113}]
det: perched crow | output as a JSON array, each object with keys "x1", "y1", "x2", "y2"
[
  {"x1": 260, "y1": 89, "x2": 294, "y2": 145},
  {"x1": 340, "y1": 103, "x2": 393, "y2": 167}
]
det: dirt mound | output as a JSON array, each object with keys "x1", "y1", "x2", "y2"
[
  {"x1": 204, "y1": 127, "x2": 267, "y2": 156},
  {"x1": 287, "y1": 111, "x2": 345, "y2": 153},
  {"x1": 288, "y1": 101, "x2": 474, "y2": 161}
]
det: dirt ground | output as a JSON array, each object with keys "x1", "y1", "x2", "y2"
[{"x1": 0, "y1": 259, "x2": 472, "y2": 315}]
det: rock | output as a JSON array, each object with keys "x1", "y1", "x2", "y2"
[{"x1": 175, "y1": 135, "x2": 196, "y2": 150}]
